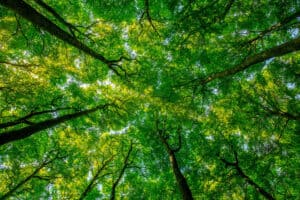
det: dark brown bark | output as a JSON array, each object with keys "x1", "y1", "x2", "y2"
[
  {"x1": 200, "y1": 37, "x2": 300, "y2": 85},
  {"x1": 220, "y1": 152, "x2": 275, "y2": 200},
  {"x1": 79, "y1": 156, "x2": 114, "y2": 200},
  {"x1": 0, "y1": 104, "x2": 108, "y2": 146},
  {"x1": 157, "y1": 128, "x2": 193, "y2": 200},
  {"x1": 110, "y1": 142, "x2": 133, "y2": 200},
  {"x1": 168, "y1": 150, "x2": 193, "y2": 200},
  {"x1": 0, "y1": 0, "x2": 124, "y2": 74}
]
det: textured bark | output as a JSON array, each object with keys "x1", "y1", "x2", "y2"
[
  {"x1": 200, "y1": 37, "x2": 300, "y2": 85},
  {"x1": 168, "y1": 150, "x2": 193, "y2": 200},
  {"x1": 0, "y1": 0, "x2": 121, "y2": 71},
  {"x1": 158, "y1": 132, "x2": 193, "y2": 200},
  {"x1": 0, "y1": 105, "x2": 108, "y2": 146}
]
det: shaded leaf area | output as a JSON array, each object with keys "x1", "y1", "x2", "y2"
[{"x1": 0, "y1": 0, "x2": 299, "y2": 199}]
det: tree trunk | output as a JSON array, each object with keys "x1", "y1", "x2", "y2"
[
  {"x1": 0, "y1": 0, "x2": 119, "y2": 68},
  {"x1": 158, "y1": 133, "x2": 193, "y2": 200},
  {"x1": 168, "y1": 151, "x2": 194, "y2": 200},
  {"x1": 0, "y1": 105, "x2": 108, "y2": 146}
]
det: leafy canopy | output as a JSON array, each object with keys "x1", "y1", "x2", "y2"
[{"x1": 0, "y1": 0, "x2": 299, "y2": 199}]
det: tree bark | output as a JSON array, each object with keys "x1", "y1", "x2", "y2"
[
  {"x1": 158, "y1": 131, "x2": 193, "y2": 200},
  {"x1": 0, "y1": 0, "x2": 122, "y2": 71},
  {"x1": 0, "y1": 105, "x2": 108, "y2": 146},
  {"x1": 168, "y1": 150, "x2": 193, "y2": 200},
  {"x1": 200, "y1": 37, "x2": 300, "y2": 85}
]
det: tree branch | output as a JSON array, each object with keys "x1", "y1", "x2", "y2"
[
  {"x1": 0, "y1": 104, "x2": 110, "y2": 146},
  {"x1": 0, "y1": 107, "x2": 73, "y2": 129},
  {"x1": 198, "y1": 37, "x2": 300, "y2": 85},
  {"x1": 0, "y1": 0, "x2": 128, "y2": 76},
  {"x1": 34, "y1": 0, "x2": 81, "y2": 37},
  {"x1": 110, "y1": 142, "x2": 133, "y2": 200},
  {"x1": 241, "y1": 10, "x2": 300, "y2": 47},
  {"x1": 140, "y1": 0, "x2": 160, "y2": 36},
  {"x1": 0, "y1": 151, "x2": 65, "y2": 200},
  {"x1": 173, "y1": 127, "x2": 182, "y2": 153},
  {"x1": 0, "y1": 60, "x2": 38, "y2": 68},
  {"x1": 220, "y1": 150, "x2": 275, "y2": 200},
  {"x1": 155, "y1": 119, "x2": 193, "y2": 200},
  {"x1": 78, "y1": 156, "x2": 114, "y2": 200}
]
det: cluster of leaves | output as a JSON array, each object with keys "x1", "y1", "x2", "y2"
[{"x1": 0, "y1": 0, "x2": 299, "y2": 199}]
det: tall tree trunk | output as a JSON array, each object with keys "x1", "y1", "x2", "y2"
[
  {"x1": 158, "y1": 131, "x2": 193, "y2": 200},
  {"x1": 168, "y1": 150, "x2": 194, "y2": 200},
  {"x1": 0, "y1": 105, "x2": 108, "y2": 146},
  {"x1": 0, "y1": 0, "x2": 122, "y2": 71}
]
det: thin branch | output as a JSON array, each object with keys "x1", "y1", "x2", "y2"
[
  {"x1": 0, "y1": 0, "x2": 128, "y2": 76},
  {"x1": 264, "y1": 108, "x2": 300, "y2": 122},
  {"x1": 0, "y1": 107, "x2": 74, "y2": 129},
  {"x1": 140, "y1": 0, "x2": 160, "y2": 36},
  {"x1": 173, "y1": 127, "x2": 182, "y2": 153},
  {"x1": 0, "y1": 60, "x2": 38, "y2": 68},
  {"x1": 78, "y1": 156, "x2": 114, "y2": 200},
  {"x1": 34, "y1": 0, "x2": 81, "y2": 37},
  {"x1": 0, "y1": 104, "x2": 110, "y2": 146},
  {"x1": 241, "y1": 10, "x2": 300, "y2": 47},
  {"x1": 110, "y1": 142, "x2": 133, "y2": 200},
  {"x1": 0, "y1": 151, "x2": 65, "y2": 200}
]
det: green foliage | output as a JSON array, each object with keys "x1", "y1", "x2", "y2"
[{"x1": 0, "y1": 0, "x2": 299, "y2": 199}]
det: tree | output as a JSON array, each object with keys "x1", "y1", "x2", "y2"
[
  {"x1": 0, "y1": 104, "x2": 110, "y2": 145},
  {"x1": 1, "y1": 0, "x2": 299, "y2": 199}
]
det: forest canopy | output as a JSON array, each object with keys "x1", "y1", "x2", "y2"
[{"x1": 0, "y1": 0, "x2": 300, "y2": 199}]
